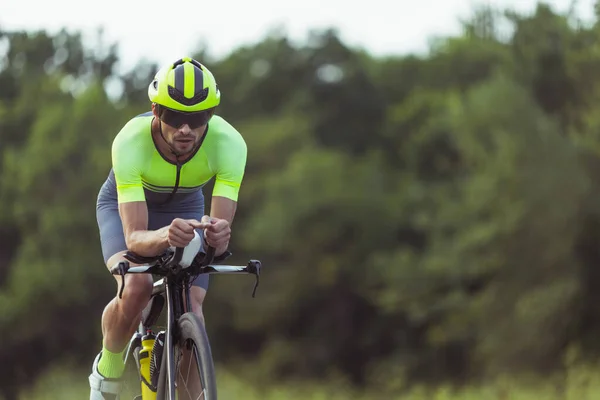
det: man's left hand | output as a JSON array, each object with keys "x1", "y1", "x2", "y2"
[{"x1": 201, "y1": 215, "x2": 231, "y2": 250}]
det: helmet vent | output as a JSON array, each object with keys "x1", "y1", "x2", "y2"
[{"x1": 167, "y1": 86, "x2": 209, "y2": 106}]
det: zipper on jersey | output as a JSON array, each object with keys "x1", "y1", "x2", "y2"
[{"x1": 162, "y1": 161, "x2": 182, "y2": 205}]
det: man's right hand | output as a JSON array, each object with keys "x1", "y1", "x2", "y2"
[{"x1": 167, "y1": 218, "x2": 211, "y2": 248}]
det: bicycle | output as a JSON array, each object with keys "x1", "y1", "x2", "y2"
[{"x1": 109, "y1": 234, "x2": 262, "y2": 400}]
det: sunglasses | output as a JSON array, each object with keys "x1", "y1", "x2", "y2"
[{"x1": 158, "y1": 106, "x2": 214, "y2": 129}]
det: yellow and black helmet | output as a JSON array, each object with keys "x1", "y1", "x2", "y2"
[{"x1": 148, "y1": 57, "x2": 220, "y2": 112}]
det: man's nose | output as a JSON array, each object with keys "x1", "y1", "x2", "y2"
[{"x1": 178, "y1": 124, "x2": 192, "y2": 134}]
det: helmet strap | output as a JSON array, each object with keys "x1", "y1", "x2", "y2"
[{"x1": 158, "y1": 120, "x2": 183, "y2": 160}]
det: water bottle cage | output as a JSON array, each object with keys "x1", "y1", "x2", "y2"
[{"x1": 150, "y1": 332, "x2": 165, "y2": 388}]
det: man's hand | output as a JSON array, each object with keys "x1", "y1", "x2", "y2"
[
  {"x1": 167, "y1": 218, "x2": 210, "y2": 248},
  {"x1": 201, "y1": 215, "x2": 231, "y2": 250}
]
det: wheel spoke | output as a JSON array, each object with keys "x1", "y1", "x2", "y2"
[
  {"x1": 186, "y1": 343, "x2": 193, "y2": 385},
  {"x1": 167, "y1": 314, "x2": 214, "y2": 400},
  {"x1": 175, "y1": 341, "x2": 207, "y2": 400}
]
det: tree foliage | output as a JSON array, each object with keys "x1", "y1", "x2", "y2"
[{"x1": 2, "y1": 3, "x2": 600, "y2": 398}]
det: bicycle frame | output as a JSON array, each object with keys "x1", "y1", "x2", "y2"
[{"x1": 111, "y1": 246, "x2": 262, "y2": 399}]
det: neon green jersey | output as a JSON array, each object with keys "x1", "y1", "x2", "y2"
[{"x1": 110, "y1": 112, "x2": 247, "y2": 204}]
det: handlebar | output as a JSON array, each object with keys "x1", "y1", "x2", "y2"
[
  {"x1": 110, "y1": 245, "x2": 261, "y2": 299},
  {"x1": 173, "y1": 246, "x2": 184, "y2": 266},
  {"x1": 172, "y1": 245, "x2": 215, "y2": 266},
  {"x1": 110, "y1": 246, "x2": 219, "y2": 275}
]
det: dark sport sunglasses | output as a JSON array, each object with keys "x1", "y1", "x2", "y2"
[{"x1": 157, "y1": 105, "x2": 214, "y2": 129}]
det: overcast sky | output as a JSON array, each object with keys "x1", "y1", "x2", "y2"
[{"x1": 0, "y1": 0, "x2": 595, "y2": 72}]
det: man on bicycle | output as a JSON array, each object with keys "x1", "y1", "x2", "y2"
[{"x1": 89, "y1": 57, "x2": 247, "y2": 399}]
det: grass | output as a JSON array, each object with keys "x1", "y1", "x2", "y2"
[{"x1": 16, "y1": 362, "x2": 600, "y2": 400}]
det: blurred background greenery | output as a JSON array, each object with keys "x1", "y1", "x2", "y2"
[{"x1": 3, "y1": 1, "x2": 600, "y2": 399}]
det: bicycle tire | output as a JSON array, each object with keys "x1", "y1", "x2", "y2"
[{"x1": 156, "y1": 312, "x2": 217, "y2": 400}]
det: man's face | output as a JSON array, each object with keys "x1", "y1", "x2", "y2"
[
  {"x1": 159, "y1": 119, "x2": 206, "y2": 155},
  {"x1": 152, "y1": 104, "x2": 211, "y2": 155}
]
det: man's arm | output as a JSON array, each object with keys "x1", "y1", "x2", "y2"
[
  {"x1": 205, "y1": 119, "x2": 247, "y2": 255},
  {"x1": 119, "y1": 201, "x2": 170, "y2": 257},
  {"x1": 111, "y1": 123, "x2": 170, "y2": 256},
  {"x1": 206, "y1": 195, "x2": 238, "y2": 256}
]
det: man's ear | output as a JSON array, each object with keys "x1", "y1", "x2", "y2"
[{"x1": 151, "y1": 103, "x2": 160, "y2": 117}]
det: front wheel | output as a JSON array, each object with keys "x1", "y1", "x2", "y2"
[{"x1": 156, "y1": 312, "x2": 217, "y2": 400}]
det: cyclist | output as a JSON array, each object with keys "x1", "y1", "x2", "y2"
[{"x1": 89, "y1": 57, "x2": 247, "y2": 399}]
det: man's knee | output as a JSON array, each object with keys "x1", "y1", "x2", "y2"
[
  {"x1": 106, "y1": 253, "x2": 153, "y2": 320},
  {"x1": 119, "y1": 274, "x2": 153, "y2": 314},
  {"x1": 117, "y1": 274, "x2": 153, "y2": 312}
]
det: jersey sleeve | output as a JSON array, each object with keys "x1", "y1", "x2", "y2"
[
  {"x1": 212, "y1": 131, "x2": 247, "y2": 202},
  {"x1": 111, "y1": 129, "x2": 146, "y2": 204}
]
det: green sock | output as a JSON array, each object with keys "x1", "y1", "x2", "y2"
[{"x1": 97, "y1": 345, "x2": 125, "y2": 379}]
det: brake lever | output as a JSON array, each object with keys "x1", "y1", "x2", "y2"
[
  {"x1": 119, "y1": 275, "x2": 125, "y2": 299},
  {"x1": 252, "y1": 274, "x2": 260, "y2": 298},
  {"x1": 115, "y1": 261, "x2": 129, "y2": 299},
  {"x1": 248, "y1": 260, "x2": 262, "y2": 298}
]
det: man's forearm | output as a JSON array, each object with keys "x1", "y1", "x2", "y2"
[
  {"x1": 126, "y1": 226, "x2": 170, "y2": 256},
  {"x1": 208, "y1": 196, "x2": 237, "y2": 257}
]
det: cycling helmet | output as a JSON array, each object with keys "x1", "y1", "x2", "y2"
[{"x1": 148, "y1": 57, "x2": 220, "y2": 112}]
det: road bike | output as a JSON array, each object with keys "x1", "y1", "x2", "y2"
[{"x1": 109, "y1": 239, "x2": 262, "y2": 400}]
